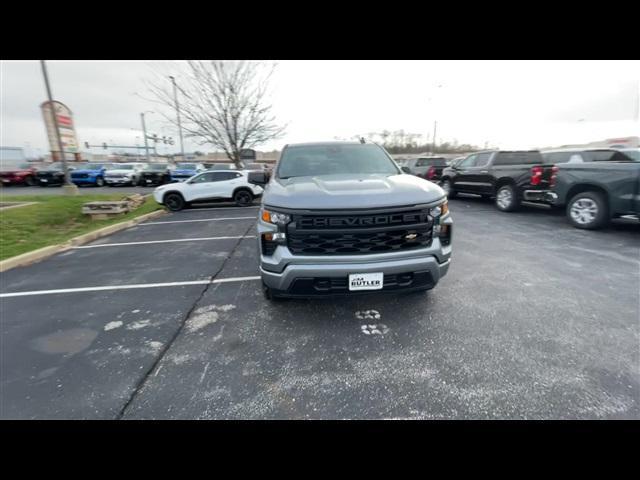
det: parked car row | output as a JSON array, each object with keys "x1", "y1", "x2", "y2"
[
  {"x1": 430, "y1": 148, "x2": 639, "y2": 229},
  {"x1": 0, "y1": 161, "x2": 273, "y2": 188}
]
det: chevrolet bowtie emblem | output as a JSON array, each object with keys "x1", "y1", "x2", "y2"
[{"x1": 405, "y1": 233, "x2": 418, "y2": 240}]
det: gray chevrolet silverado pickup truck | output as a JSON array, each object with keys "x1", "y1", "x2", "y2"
[{"x1": 248, "y1": 141, "x2": 452, "y2": 300}]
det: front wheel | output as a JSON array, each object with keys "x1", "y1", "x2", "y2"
[
  {"x1": 567, "y1": 191, "x2": 608, "y2": 229},
  {"x1": 24, "y1": 176, "x2": 36, "y2": 187},
  {"x1": 164, "y1": 193, "x2": 185, "y2": 211},
  {"x1": 441, "y1": 179, "x2": 457, "y2": 198},
  {"x1": 95, "y1": 177, "x2": 105, "y2": 187},
  {"x1": 233, "y1": 189, "x2": 253, "y2": 207},
  {"x1": 495, "y1": 184, "x2": 519, "y2": 212}
]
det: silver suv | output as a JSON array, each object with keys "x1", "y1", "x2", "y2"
[{"x1": 248, "y1": 141, "x2": 453, "y2": 300}]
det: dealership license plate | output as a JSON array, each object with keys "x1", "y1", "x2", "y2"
[
  {"x1": 41, "y1": 179, "x2": 48, "y2": 182},
  {"x1": 349, "y1": 272, "x2": 383, "y2": 291}
]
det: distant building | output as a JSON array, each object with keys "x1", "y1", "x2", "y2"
[{"x1": 0, "y1": 147, "x2": 26, "y2": 169}]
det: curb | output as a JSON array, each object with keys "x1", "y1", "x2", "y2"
[
  {"x1": 0, "y1": 202, "x2": 39, "y2": 211},
  {"x1": 0, "y1": 208, "x2": 168, "y2": 273}
]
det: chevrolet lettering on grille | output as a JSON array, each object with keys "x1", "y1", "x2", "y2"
[{"x1": 298, "y1": 213, "x2": 428, "y2": 228}]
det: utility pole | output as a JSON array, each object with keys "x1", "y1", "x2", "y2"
[
  {"x1": 169, "y1": 76, "x2": 185, "y2": 162},
  {"x1": 40, "y1": 60, "x2": 78, "y2": 195},
  {"x1": 140, "y1": 112, "x2": 151, "y2": 162},
  {"x1": 432, "y1": 120, "x2": 437, "y2": 155}
]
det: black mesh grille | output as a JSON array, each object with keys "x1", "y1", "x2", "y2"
[{"x1": 287, "y1": 208, "x2": 434, "y2": 255}]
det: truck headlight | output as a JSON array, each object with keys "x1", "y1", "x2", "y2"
[
  {"x1": 261, "y1": 209, "x2": 291, "y2": 226},
  {"x1": 430, "y1": 200, "x2": 448, "y2": 218}
]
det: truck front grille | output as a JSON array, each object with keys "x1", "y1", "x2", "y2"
[{"x1": 287, "y1": 208, "x2": 434, "y2": 256}]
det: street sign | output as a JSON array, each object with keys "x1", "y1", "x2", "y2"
[{"x1": 41, "y1": 101, "x2": 80, "y2": 155}]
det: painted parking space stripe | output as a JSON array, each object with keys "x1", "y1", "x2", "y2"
[
  {"x1": 0, "y1": 276, "x2": 261, "y2": 298},
  {"x1": 74, "y1": 235, "x2": 257, "y2": 249},
  {"x1": 142, "y1": 216, "x2": 255, "y2": 225}
]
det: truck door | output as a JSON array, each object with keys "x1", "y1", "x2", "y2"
[
  {"x1": 454, "y1": 153, "x2": 493, "y2": 194},
  {"x1": 451, "y1": 154, "x2": 478, "y2": 193}
]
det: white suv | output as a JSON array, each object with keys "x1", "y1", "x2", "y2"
[{"x1": 153, "y1": 170, "x2": 263, "y2": 211}]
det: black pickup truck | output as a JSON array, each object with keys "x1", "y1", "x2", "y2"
[
  {"x1": 440, "y1": 150, "x2": 549, "y2": 211},
  {"x1": 524, "y1": 159, "x2": 640, "y2": 229}
]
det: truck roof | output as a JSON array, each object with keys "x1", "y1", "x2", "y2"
[{"x1": 285, "y1": 141, "x2": 364, "y2": 148}]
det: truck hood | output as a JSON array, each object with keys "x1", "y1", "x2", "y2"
[
  {"x1": 263, "y1": 173, "x2": 445, "y2": 210},
  {"x1": 72, "y1": 169, "x2": 102, "y2": 175},
  {"x1": 172, "y1": 169, "x2": 196, "y2": 175}
]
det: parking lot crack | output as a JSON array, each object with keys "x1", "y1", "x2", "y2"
[{"x1": 114, "y1": 221, "x2": 256, "y2": 419}]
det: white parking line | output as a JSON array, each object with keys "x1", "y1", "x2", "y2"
[
  {"x1": 74, "y1": 236, "x2": 257, "y2": 249},
  {"x1": 0, "y1": 276, "x2": 261, "y2": 298},
  {"x1": 177, "y1": 206, "x2": 260, "y2": 213},
  {"x1": 142, "y1": 216, "x2": 255, "y2": 225}
]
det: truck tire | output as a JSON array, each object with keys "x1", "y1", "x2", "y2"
[
  {"x1": 495, "y1": 184, "x2": 519, "y2": 212},
  {"x1": 164, "y1": 192, "x2": 185, "y2": 212},
  {"x1": 95, "y1": 177, "x2": 105, "y2": 187},
  {"x1": 441, "y1": 179, "x2": 456, "y2": 198},
  {"x1": 233, "y1": 189, "x2": 253, "y2": 207},
  {"x1": 566, "y1": 191, "x2": 608, "y2": 230}
]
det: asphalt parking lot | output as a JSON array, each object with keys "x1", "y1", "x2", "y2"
[{"x1": 1, "y1": 197, "x2": 638, "y2": 419}]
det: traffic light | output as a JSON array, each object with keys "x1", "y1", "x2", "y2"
[
  {"x1": 84, "y1": 142, "x2": 90, "y2": 149},
  {"x1": 152, "y1": 134, "x2": 158, "y2": 143},
  {"x1": 103, "y1": 143, "x2": 108, "y2": 150}
]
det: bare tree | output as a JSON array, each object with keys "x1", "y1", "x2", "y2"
[{"x1": 145, "y1": 61, "x2": 286, "y2": 168}]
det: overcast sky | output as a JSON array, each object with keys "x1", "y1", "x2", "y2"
[{"x1": 1, "y1": 60, "x2": 638, "y2": 157}]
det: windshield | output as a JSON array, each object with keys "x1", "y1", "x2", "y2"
[
  {"x1": 177, "y1": 163, "x2": 197, "y2": 169},
  {"x1": 622, "y1": 149, "x2": 640, "y2": 161},
  {"x1": 277, "y1": 144, "x2": 400, "y2": 179},
  {"x1": 112, "y1": 164, "x2": 134, "y2": 170},
  {"x1": 83, "y1": 164, "x2": 107, "y2": 169}
]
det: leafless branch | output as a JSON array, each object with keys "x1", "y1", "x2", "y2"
[{"x1": 144, "y1": 61, "x2": 286, "y2": 166}]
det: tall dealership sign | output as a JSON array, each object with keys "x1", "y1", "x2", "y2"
[{"x1": 41, "y1": 100, "x2": 81, "y2": 161}]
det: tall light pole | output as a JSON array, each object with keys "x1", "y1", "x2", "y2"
[
  {"x1": 432, "y1": 121, "x2": 438, "y2": 155},
  {"x1": 140, "y1": 111, "x2": 153, "y2": 162},
  {"x1": 169, "y1": 76, "x2": 185, "y2": 162},
  {"x1": 40, "y1": 60, "x2": 78, "y2": 195},
  {"x1": 427, "y1": 83, "x2": 443, "y2": 155}
]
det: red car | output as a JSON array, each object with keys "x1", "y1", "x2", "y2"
[{"x1": 0, "y1": 163, "x2": 38, "y2": 186}]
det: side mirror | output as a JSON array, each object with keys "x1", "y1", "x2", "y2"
[
  {"x1": 401, "y1": 166, "x2": 412, "y2": 174},
  {"x1": 248, "y1": 171, "x2": 269, "y2": 186}
]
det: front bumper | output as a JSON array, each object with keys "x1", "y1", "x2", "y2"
[
  {"x1": 258, "y1": 213, "x2": 453, "y2": 296},
  {"x1": 0, "y1": 178, "x2": 24, "y2": 185},
  {"x1": 72, "y1": 177, "x2": 98, "y2": 185},
  {"x1": 106, "y1": 177, "x2": 135, "y2": 185}
]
